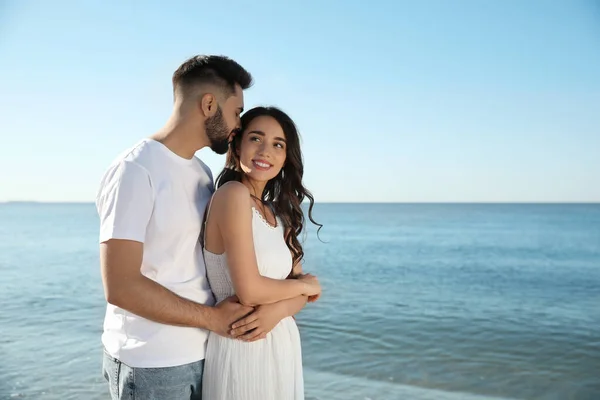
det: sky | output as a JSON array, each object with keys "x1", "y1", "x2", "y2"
[{"x1": 1, "y1": 0, "x2": 599, "y2": 203}]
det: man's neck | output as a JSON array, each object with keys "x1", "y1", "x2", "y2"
[{"x1": 152, "y1": 115, "x2": 208, "y2": 159}]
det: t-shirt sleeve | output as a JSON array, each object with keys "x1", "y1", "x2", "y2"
[
  {"x1": 198, "y1": 159, "x2": 215, "y2": 192},
  {"x1": 96, "y1": 160, "x2": 154, "y2": 243}
]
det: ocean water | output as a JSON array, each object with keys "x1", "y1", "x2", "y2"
[{"x1": 1, "y1": 203, "x2": 599, "y2": 400}]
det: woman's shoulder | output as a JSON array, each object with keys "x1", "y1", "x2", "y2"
[
  {"x1": 211, "y1": 181, "x2": 252, "y2": 210},
  {"x1": 214, "y1": 181, "x2": 248, "y2": 198}
]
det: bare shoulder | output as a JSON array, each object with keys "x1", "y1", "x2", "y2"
[
  {"x1": 213, "y1": 181, "x2": 249, "y2": 202},
  {"x1": 211, "y1": 181, "x2": 251, "y2": 215}
]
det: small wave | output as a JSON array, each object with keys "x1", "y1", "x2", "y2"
[{"x1": 304, "y1": 368, "x2": 516, "y2": 400}]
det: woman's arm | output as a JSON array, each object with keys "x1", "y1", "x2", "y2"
[
  {"x1": 276, "y1": 257, "x2": 310, "y2": 320},
  {"x1": 228, "y1": 256, "x2": 310, "y2": 342},
  {"x1": 213, "y1": 182, "x2": 320, "y2": 306}
]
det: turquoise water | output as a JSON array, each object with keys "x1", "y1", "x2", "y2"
[{"x1": 1, "y1": 203, "x2": 599, "y2": 399}]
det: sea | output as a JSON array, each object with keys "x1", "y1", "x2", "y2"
[{"x1": 1, "y1": 203, "x2": 599, "y2": 400}]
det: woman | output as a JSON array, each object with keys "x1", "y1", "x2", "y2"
[{"x1": 201, "y1": 106, "x2": 322, "y2": 399}]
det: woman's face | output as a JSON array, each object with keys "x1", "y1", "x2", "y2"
[{"x1": 238, "y1": 115, "x2": 287, "y2": 183}]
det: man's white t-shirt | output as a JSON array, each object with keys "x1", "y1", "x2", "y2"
[{"x1": 95, "y1": 138, "x2": 215, "y2": 368}]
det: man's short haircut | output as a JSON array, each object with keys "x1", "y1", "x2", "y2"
[{"x1": 172, "y1": 55, "x2": 253, "y2": 99}]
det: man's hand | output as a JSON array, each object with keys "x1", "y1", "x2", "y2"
[
  {"x1": 208, "y1": 296, "x2": 254, "y2": 337},
  {"x1": 229, "y1": 302, "x2": 288, "y2": 342}
]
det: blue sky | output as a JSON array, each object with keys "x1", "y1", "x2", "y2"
[{"x1": 1, "y1": 0, "x2": 599, "y2": 203}]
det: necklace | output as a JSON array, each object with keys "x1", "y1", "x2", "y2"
[{"x1": 250, "y1": 194, "x2": 272, "y2": 225}]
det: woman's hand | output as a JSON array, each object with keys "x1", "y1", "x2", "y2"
[
  {"x1": 307, "y1": 293, "x2": 321, "y2": 303},
  {"x1": 297, "y1": 273, "x2": 321, "y2": 297}
]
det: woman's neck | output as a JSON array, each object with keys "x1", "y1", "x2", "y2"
[{"x1": 241, "y1": 177, "x2": 266, "y2": 199}]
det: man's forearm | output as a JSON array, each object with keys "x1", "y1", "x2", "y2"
[{"x1": 108, "y1": 275, "x2": 214, "y2": 329}]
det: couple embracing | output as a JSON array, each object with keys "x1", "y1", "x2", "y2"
[{"x1": 96, "y1": 55, "x2": 322, "y2": 400}]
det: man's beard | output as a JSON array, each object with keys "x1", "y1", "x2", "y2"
[{"x1": 205, "y1": 106, "x2": 231, "y2": 155}]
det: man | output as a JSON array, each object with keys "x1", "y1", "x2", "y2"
[{"x1": 96, "y1": 55, "x2": 307, "y2": 399}]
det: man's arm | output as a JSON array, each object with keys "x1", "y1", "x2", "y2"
[
  {"x1": 101, "y1": 239, "x2": 252, "y2": 337},
  {"x1": 96, "y1": 160, "x2": 251, "y2": 337}
]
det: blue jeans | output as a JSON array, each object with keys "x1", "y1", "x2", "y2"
[{"x1": 102, "y1": 350, "x2": 204, "y2": 400}]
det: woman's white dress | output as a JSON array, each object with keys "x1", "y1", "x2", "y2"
[{"x1": 202, "y1": 207, "x2": 304, "y2": 400}]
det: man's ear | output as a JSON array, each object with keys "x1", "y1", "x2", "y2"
[{"x1": 200, "y1": 93, "x2": 217, "y2": 117}]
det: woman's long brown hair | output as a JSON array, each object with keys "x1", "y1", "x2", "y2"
[{"x1": 214, "y1": 106, "x2": 322, "y2": 268}]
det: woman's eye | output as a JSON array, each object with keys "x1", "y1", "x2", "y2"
[
  {"x1": 250, "y1": 136, "x2": 260, "y2": 142},
  {"x1": 275, "y1": 143, "x2": 284, "y2": 149}
]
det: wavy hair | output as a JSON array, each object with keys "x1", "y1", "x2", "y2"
[{"x1": 214, "y1": 106, "x2": 321, "y2": 268}]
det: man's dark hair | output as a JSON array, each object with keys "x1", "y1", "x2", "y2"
[{"x1": 172, "y1": 55, "x2": 253, "y2": 99}]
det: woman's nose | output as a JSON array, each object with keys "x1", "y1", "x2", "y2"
[{"x1": 257, "y1": 142, "x2": 269, "y2": 155}]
